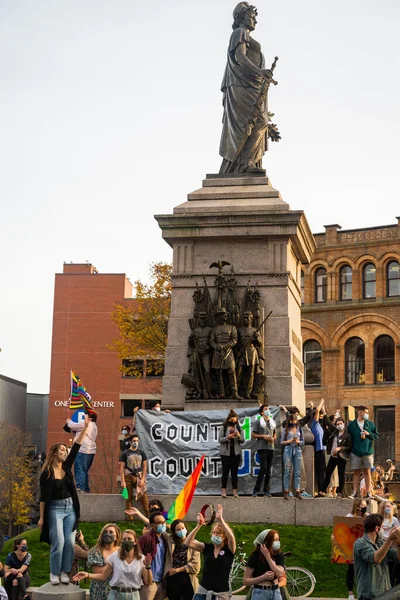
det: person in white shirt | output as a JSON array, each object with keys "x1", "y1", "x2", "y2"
[
  {"x1": 74, "y1": 529, "x2": 153, "y2": 600},
  {"x1": 66, "y1": 409, "x2": 98, "y2": 494}
]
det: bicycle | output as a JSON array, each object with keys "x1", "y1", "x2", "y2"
[{"x1": 229, "y1": 545, "x2": 316, "y2": 598}]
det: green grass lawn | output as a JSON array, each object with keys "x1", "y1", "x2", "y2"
[{"x1": 0, "y1": 522, "x2": 348, "y2": 597}]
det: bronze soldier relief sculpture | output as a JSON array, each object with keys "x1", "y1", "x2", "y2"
[
  {"x1": 182, "y1": 263, "x2": 270, "y2": 401},
  {"x1": 219, "y1": 2, "x2": 280, "y2": 174}
]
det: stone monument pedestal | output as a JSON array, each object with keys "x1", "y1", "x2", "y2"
[
  {"x1": 32, "y1": 582, "x2": 86, "y2": 600},
  {"x1": 155, "y1": 174, "x2": 315, "y2": 411}
]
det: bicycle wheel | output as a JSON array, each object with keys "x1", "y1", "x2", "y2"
[
  {"x1": 285, "y1": 567, "x2": 316, "y2": 598},
  {"x1": 229, "y1": 566, "x2": 246, "y2": 594}
]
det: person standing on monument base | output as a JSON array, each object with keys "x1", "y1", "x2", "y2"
[
  {"x1": 120, "y1": 434, "x2": 150, "y2": 518},
  {"x1": 210, "y1": 307, "x2": 241, "y2": 400},
  {"x1": 218, "y1": 409, "x2": 245, "y2": 498},
  {"x1": 251, "y1": 404, "x2": 276, "y2": 497},
  {"x1": 348, "y1": 406, "x2": 379, "y2": 500},
  {"x1": 66, "y1": 409, "x2": 98, "y2": 494}
]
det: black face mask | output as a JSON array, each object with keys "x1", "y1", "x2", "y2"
[
  {"x1": 102, "y1": 532, "x2": 115, "y2": 544},
  {"x1": 122, "y1": 540, "x2": 135, "y2": 552},
  {"x1": 360, "y1": 507, "x2": 367, "y2": 515}
]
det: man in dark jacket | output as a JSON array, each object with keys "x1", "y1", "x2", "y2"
[{"x1": 321, "y1": 418, "x2": 352, "y2": 497}]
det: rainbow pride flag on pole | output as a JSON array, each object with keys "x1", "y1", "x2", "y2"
[
  {"x1": 166, "y1": 455, "x2": 205, "y2": 523},
  {"x1": 69, "y1": 370, "x2": 93, "y2": 411}
]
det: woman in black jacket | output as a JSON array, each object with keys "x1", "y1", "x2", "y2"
[
  {"x1": 322, "y1": 417, "x2": 352, "y2": 498},
  {"x1": 39, "y1": 414, "x2": 89, "y2": 585}
]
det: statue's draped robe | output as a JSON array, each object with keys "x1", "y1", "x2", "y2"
[{"x1": 219, "y1": 27, "x2": 268, "y2": 173}]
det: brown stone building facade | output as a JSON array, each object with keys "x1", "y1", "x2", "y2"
[
  {"x1": 301, "y1": 219, "x2": 400, "y2": 464},
  {"x1": 48, "y1": 263, "x2": 162, "y2": 492}
]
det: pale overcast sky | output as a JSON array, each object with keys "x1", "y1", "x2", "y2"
[{"x1": 1, "y1": 0, "x2": 399, "y2": 392}]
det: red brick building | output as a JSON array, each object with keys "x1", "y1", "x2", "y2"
[
  {"x1": 301, "y1": 220, "x2": 400, "y2": 464},
  {"x1": 48, "y1": 263, "x2": 162, "y2": 492}
]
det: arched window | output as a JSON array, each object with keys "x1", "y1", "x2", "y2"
[
  {"x1": 300, "y1": 270, "x2": 305, "y2": 305},
  {"x1": 345, "y1": 337, "x2": 365, "y2": 385},
  {"x1": 363, "y1": 263, "x2": 376, "y2": 299},
  {"x1": 374, "y1": 335, "x2": 395, "y2": 383},
  {"x1": 340, "y1": 265, "x2": 352, "y2": 301},
  {"x1": 315, "y1": 268, "x2": 327, "y2": 303},
  {"x1": 387, "y1": 261, "x2": 400, "y2": 297},
  {"x1": 303, "y1": 340, "x2": 322, "y2": 386}
]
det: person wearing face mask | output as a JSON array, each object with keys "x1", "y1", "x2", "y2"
[
  {"x1": 86, "y1": 524, "x2": 122, "y2": 600},
  {"x1": 120, "y1": 426, "x2": 135, "y2": 453},
  {"x1": 120, "y1": 434, "x2": 150, "y2": 518},
  {"x1": 321, "y1": 418, "x2": 352, "y2": 498},
  {"x1": 379, "y1": 501, "x2": 400, "y2": 586},
  {"x1": 343, "y1": 499, "x2": 369, "y2": 600},
  {"x1": 281, "y1": 411, "x2": 304, "y2": 499},
  {"x1": 218, "y1": 409, "x2": 245, "y2": 498},
  {"x1": 165, "y1": 520, "x2": 200, "y2": 600},
  {"x1": 348, "y1": 406, "x2": 379, "y2": 500},
  {"x1": 74, "y1": 530, "x2": 153, "y2": 599},
  {"x1": 138, "y1": 512, "x2": 173, "y2": 600},
  {"x1": 39, "y1": 415, "x2": 90, "y2": 585},
  {"x1": 252, "y1": 404, "x2": 276, "y2": 497},
  {"x1": 4, "y1": 538, "x2": 31, "y2": 600},
  {"x1": 353, "y1": 513, "x2": 400, "y2": 600},
  {"x1": 243, "y1": 529, "x2": 286, "y2": 600},
  {"x1": 185, "y1": 504, "x2": 236, "y2": 600}
]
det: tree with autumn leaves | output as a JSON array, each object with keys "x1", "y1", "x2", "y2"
[
  {"x1": 110, "y1": 263, "x2": 172, "y2": 377},
  {"x1": 0, "y1": 423, "x2": 34, "y2": 537}
]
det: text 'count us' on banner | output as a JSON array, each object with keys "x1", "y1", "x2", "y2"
[{"x1": 135, "y1": 406, "x2": 282, "y2": 495}]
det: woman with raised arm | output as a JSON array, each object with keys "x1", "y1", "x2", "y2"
[
  {"x1": 73, "y1": 530, "x2": 152, "y2": 600},
  {"x1": 185, "y1": 504, "x2": 236, "y2": 600},
  {"x1": 39, "y1": 414, "x2": 90, "y2": 586},
  {"x1": 243, "y1": 530, "x2": 285, "y2": 600}
]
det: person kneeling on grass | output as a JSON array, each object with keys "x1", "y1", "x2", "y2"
[
  {"x1": 243, "y1": 530, "x2": 286, "y2": 600},
  {"x1": 74, "y1": 529, "x2": 152, "y2": 600}
]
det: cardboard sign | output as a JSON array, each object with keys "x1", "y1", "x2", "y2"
[{"x1": 331, "y1": 516, "x2": 364, "y2": 564}]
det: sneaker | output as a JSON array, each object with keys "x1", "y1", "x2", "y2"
[
  {"x1": 288, "y1": 492, "x2": 294, "y2": 497},
  {"x1": 60, "y1": 572, "x2": 70, "y2": 584},
  {"x1": 366, "y1": 491, "x2": 373, "y2": 499},
  {"x1": 300, "y1": 491, "x2": 313, "y2": 498},
  {"x1": 252, "y1": 491, "x2": 258, "y2": 497},
  {"x1": 325, "y1": 492, "x2": 333, "y2": 498},
  {"x1": 348, "y1": 490, "x2": 357, "y2": 499},
  {"x1": 76, "y1": 488, "x2": 85, "y2": 494},
  {"x1": 50, "y1": 574, "x2": 60, "y2": 586},
  {"x1": 264, "y1": 491, "x2": 272, "y2": 497},
  {"x1": 348, "y1": 593, "x2": 355, "y2": 600}
]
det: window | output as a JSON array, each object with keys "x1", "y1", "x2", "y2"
[
  {"x1": 374, "y1": 406, "x2": 395, "y2": 464},
  {"x1": 345, "y1": 337, "x2": 365, "y2": 385},
  {"x1": 315, "y1": 268, "x2": 327, "y2": 303},
  {"x1": 121, "y1": 399, "x2": 142, "y2": 417},
  {"x1": 387, "y1": 261, "x2": 400, "y2": 297},
  {"x1": 300, "y1": 270, "x2": 305, "y2": 305},
  {"x1": 122, "y1": 359, "x2": 164, "y2": 378},
  {"x1": 340, "y1": 266, "x2": 352, "y2": 301},
  {"x1": 363, "y1": 263, "x2": 376, "y2": 299},
  {"x1": 374, "y1": 335, "x2": 395, "y2": 383},
  {"x1": 303, "y1": 340, "x2": 322, "y2": 386}
]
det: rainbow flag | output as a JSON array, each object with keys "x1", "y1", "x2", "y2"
[
  {"x1": 69, "y1": 370, "x2": 93, "y2": 411},
  {"x1": 166, "y1": 455, "x2": 205, "y2": 523}
]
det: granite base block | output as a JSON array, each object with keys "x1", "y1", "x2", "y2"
[{"x1": 32, "y1": 582, "x2": 86, "y2": 600}]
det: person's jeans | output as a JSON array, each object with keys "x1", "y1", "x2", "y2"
[
  {"x1": 74, "y1": 452, "x2": 94, "y2": 492},
  {"x1": 252, "y1": 587, "x2": 281, "y2": 600},
  {"x1": 283, "y1": 445, "x2": 302, "y2": 491},
  {"x1": 48, "y1": 498, "x2": 76, "y2": 575},
  {"x1": 254, "y1": 449, "x2": 274, "y2": 493}
]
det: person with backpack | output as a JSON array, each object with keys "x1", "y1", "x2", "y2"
[{"x1": 280, "y1": 411, "x2": 304, "y2": 499}]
